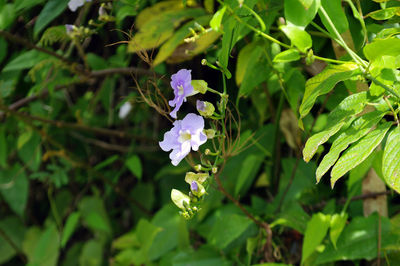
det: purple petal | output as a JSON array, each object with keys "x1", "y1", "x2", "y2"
[
  {"x1": 191, "y1": 181, "x2": 198, "y2": 192},
  {"x1": 181, "y1": 113, "x2": 204, "y2": 132}
]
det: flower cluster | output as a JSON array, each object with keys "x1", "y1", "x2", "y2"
[{"x1": 159, "y1": 69, "x2": 218, "y2": 218}]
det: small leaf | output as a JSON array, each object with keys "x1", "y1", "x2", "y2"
[
  {"x1": 273, "y1": 49, "x2": 301, "y2": 63},
  {"x1": 363, "y1": 38, "x2": 400, "y2": 64},
  {"x1": 302, "y1": 212, "x2": 331, "y2": 264},
  {"x1": 316, "y1": 111, "x2": 385, "y2": 182},
  {"x1": 299, "y1": 63, "x2": 359, "y2": 119},
  {"x1": 61, "y1": 212, "x2": 80, "y2": 248},
  {"x1": 280, "y1": 25, "x2": 312, "y2": 52},
  {"x1": 125, "y1": 155, "x2": 142, "y2": 180},
  {"x1": 235, "y1": 155, "x2": 260, "y2": 196},
  {"x1": 0, "y1": 165, "x2": 28, "y2": 217},
  {"x1": 210, "y1": 6, "x2": 226, "y2": 32},
  {"x1": 329, "y1": 212, "x2": 348, "y2": 249},
  {"x1": 367, "y1": 7, "x2": 400, "y2": 20},
  {"x1": 284, "y1": 0, "x2": 320, "y2": 28},
  {"x1": 303, "y1": 91, "x2": 368, "y2": 162},
  {"x1": 331, "y1": 122, "x2": 392, "y2": 187},
  {"x1": 3, "y1": 50, "x2": 50, "y2": 72},
  {"x1": 382, "y1": 127, "x2": 400, "y2": 193}
]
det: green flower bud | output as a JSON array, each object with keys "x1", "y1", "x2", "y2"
[
  {"x1": 194, "y1": 164, "x2": 202, "y2": 171},
  {"x1": 196, "y1": 100, "x2": 215, "y2": 117},
  {"x1": 171, "y1": 189, "x2": 190, "y2": 210},
  {"x1": 191, "y1": 80, "x2": 208, "y2": 94},
  {"x1": 204, "y1": 129, "x2": 216, "y2": 139},
  {"x1": 212, "y1": 167, "x2": 218, "y2": 174},
  {"x1": 190, "y1": 181, "x2": 206, "y2": 197}
]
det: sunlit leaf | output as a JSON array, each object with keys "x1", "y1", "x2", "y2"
[{"x1": 382, "y1": 127, "x2": 400, "y2": 193}]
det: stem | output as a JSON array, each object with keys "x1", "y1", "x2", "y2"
[
  {"x1": 384, "y1": 97, "x2": 399, "y2": 125},
  {"x1": 313, "y1": 55, "x2": 349, "y2": 64},
  {"x1": 369, "y1": 76, "x2": 400, "y2": 100},
  {"x1": 318, "y1": 6, "x2": 367, "y2": 69}
]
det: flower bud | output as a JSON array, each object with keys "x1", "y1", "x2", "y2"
[
  {"x1": 171, "y1": 189, "x2": 190, "y2": 210},
  {"x1": 194, "y1": 164, "x2": 202, "y2": 171},
  {"x1": 205, "y1": 149, "x2": 211, "y2": 155},
  {"x1": 201, "y1": 59, "x2": 207, "y2": 65},
  {"x1": 190, "y1": 181, "x2": 206, "y2": 197},
  {"x1": 185, "y1": 172, "x2": 209, "y2": 184},
  {"x1": 212, "y1": 167, "x2": 218, "y2": 174},
  {"x1": 204, "y1": 129, "x2": 216, "y2": 139},
  {"x1": 196, "y1": 100, "x2": 215, "y2": 117},
  {"x1": 191, "y1": 80, "x2": 208, "y2": 94}
]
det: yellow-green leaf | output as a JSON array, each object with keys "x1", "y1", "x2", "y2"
[
  {"x1": 382, "y1": 127, "x2": 400, "y2": 193},
  {"x1": 273, "y1": 49, "x2": 301, "y2": 63}
]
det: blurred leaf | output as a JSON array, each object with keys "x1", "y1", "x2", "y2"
[
  {"x1": 0, "y1": 216, "x2": 26, "y2": 264},
  {"x1": 271, "y1": 202, "x2": 310, "y2": 234},
  {"x1": 329, "y1": 212, "x2": 348, "y2": 249},
  {"x1": 28, "y1": 224, "x2": 60, "y2": 266},
  {"x1": 14, "y1": 0, "x2": 45, "y2": 12},
  {"x1": 78, "y1": 196, "x2": 112, "y2": 237},
  {"x1": 79, "y1": 240, "x2": 103, "y2": 266},
  {"x1": 128, "y1": 8, "x2": 205, "y2": 52},
  {"x1": 273, "y1": 49, "x2": 300, "y2": 63},
  {"x1": 125, "y1": 155, "x2": 142, "y2": 180},
  {"x1": 18, "y1": 131, "x2": 41, "y2": 172},
  {"x1": 316, "y1": 214, "x2": 396, "y2": 263},
  {"x1": 3, "y1": 50, "x2": 50, "y2": 72},
  {"x1": 299, "y1": 63, "x2": 360, "y2": 119},
  {"x1": 303, "y1": 91, "x2": 368, "y2": 162},
  {"x1": 173, "y1": 246, "x2": 232, "y2": 266},
  {"x1": 235, "y1": 155, "x2": 260, "y2": 196},
  {"x1": 280, "y1": 25, "x2": 312, "y2": 52},
  {"x1": 0, "y1": 37, "x2": 8, "y2": 65},
  {"x1": 0, "y1": 164, "x2": 28, "y2": 217},
  {"x1": 135, "y1": 0, "x2": 183, "y2": 29},
  {"x1": 33, "y1": 0, "x2": 69, "y2": 37},
  {"x1": 316, "y1": 110, "x2": 385, "y2": 182},
  {"x1": 0, "y1": 127, "x2": 7, "y2": 168},
  {"x1": 284, "y1": 0, "x2": 320, "y2": 28},
  {"x1": 39, "y1": 25, "x2": 69, "y2": 46},
  {"x1": 382, "y1": 127, "x2": 400, "y2": 193},
  {"x1": 0, "y1": 4, "x2": 16, "y2": 30},
  {"x1": 331, "y1": 122, "x2": 391, "y2": 187},
  {"x1": 94, "y1": 155, "x2": 119, "y2": 171},
  {"x1": 86, "y1": 53, "x2": 108, "y2": 70},
  {"x1": 302, "y1": 212, "x2": 330, "y2": 264},
  {"x1": 61, "y1": 212, "x2": 80, "y2": 248},
  {"x1": 208, "y1": 213, "x2": 253, "y2": 249}
]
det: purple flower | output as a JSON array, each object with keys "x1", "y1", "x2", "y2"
[
  {"x1": 169, "y1": 69, "x2": 194, "y2": 119},
  {"x1": 65, "y1": 24, "x2": 74, "y2": 34},
  {"x1": 196, "y1": 100, "x2": 206, "y2": 112},
  {"x1": 68, "y1": 0, "x2": 92, "y2": 12},
  {"x1": 190, "y1": 181, "x2": 198, "y2": 192},
  {"x1": 159, "y1": 113, "x2": 207, "y2": 166}
]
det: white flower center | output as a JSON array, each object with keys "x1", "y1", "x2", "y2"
[
  {"x1": 178, "y1": 130, "x2": 192, "y2": 143},
  {"x1": 178, "y1": 85, "x2": 184, "y2": 96}
]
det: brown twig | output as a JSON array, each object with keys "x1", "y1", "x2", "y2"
[{"x1": 91, "y1": 67, "x2": 156, "y2": 77}]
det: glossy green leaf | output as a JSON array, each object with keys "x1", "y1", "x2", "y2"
[
  {"x1": 316, "y1": 111, "x2": 385, "y2": 182},
  {"x1": 382, "y1": 127, "x2": 400, "y2": 193},
  {"x1": 61, "y1": 212, "x2": 80, "y2": 248},
  {"x1": 280, "y1": 25, "x2": 312, "y2": 52},
  {"x1": 329, "y1": 212, "x2": 348, "y2": 249},
  {"x1": 273, "y1": 49, "x2": 301, "y2": 63},
  {"x1": 299, "y1": 63, "x2": 359, "y2": 119},
  {"x1": 319, "y1": 0, "x2": 349, "y2": 34},
  {"x1": 364, "y1": 38, "x2": 400, "y2": 64},
  {"x1": 33, "y1": 0, "x2": 69, "y2": 37},
  {"x1": 367, "y1": 7, "x2": 400, "y2": 20},
  {"x1": 303, "y1": 91, "x2": 368, "y2": 162},
  {"x1": 125, "y1": 155, "x2": 142, "y2": 180},
  {"x1": 331, "y1": 122, "x2": 392, "y2": 187},
  {"x1": 284, "y1": 0, "x2": 320, "y2": 28},
  {"x1": 302, "y1": 212, "x2": 330, "y2": 264},
  {"x1": 210, "y1": 6, "x2": 226, "y2": 32}
]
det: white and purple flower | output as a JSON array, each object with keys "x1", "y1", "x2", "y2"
[
  {"x1": 159, "y1": 113, "x2": 207, "y2": 166},
  {"x1": 68, "y1": 0, "x2": 92, "y2": 12},
  {"x1": 169, "y1": 69, "x2": 194, "y2": 119}
]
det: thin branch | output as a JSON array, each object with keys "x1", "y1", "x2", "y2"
[{"x1": 91, "y1": 67, "x2": 156, "y2": 77}]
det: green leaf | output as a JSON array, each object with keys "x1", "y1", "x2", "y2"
[
  {"x1": 18, "y1": 131, "x2": 41, "y2": 172},
  {"x1": 236, "y1": 41, "x2": 258, "y2": 86},
  {"x1": 280, "y1": 25, "x2": 312, "y2": 52},
  {"x1": 29, "y1": 224, "x2": 60, "y2": 266},
  {"x1": 331, "y1": 122, "x2": 392, "y2": 187},
  {"x1": 0, "y1": 164, "x2": 28, "y2": 217},
  {"x1": 316, "y1": 214, "x2": 396, "y2": 263},
  {"x1": 316, "y1": 110, "x2": 385, "y2": 182},
  {"x1": 3, "y1": 50, "x2": 50, "y2": 72},
  {"x1": 367, "y1": 7, "x2": 400, "y2": 20},
  {"x1": 363, "y1": 38, "x2": 400, "y2": 65},
  {"x1": 209, "y1": 213, "x2": 253, "y2": 249},
  {"x1": 270, "y1": 202, "x2": 310, "y2": 234},
  {"x1": 319, "y1": 0, "x2": 349, "y2": 34},
  {"x1": 14, "y1": 0, "x2": 45, "y2": 12},
  {"x1": 329, "y1": 212, "x2": 348, "y2": 249},
  {"x1": 0, "y1": 37, "x2": 8, "y2": 65},
  {"x1": 87, "y1": 53, "x2": 108, "y2": 70},
  {"x1": 0, "y1": 216, "x2": 26, "y2": 264},
  {"x1": 33, "y1": 0, "x2": 69, "y2": 37},
  {"x1": 78, "y1": 196, "x2": 112, "y2": 237},
  {"x1": 273, "y1": 49, "x2": 301, "y2": 63},
  {"x1": 235, "y1": 155, "x2": 260, "y2": 196},
  {"x1": 382, "y1": 127, "x2": 400, "y2": 193},
  {"x1": 302, "y1": 212, "x2": 330, "y2": 263},
  {"x1": 153, "y1": 15, "x2": 211, "y2": 66},
  {"x1": 79, "y1": 240, "x2": 103, "y2": 266},
  {"x1": 125, "y1": 155, "x2": 142, "y2": 180},
  {"x1": 284, "y1": 0, "x2": 320, "y2": 28},
  {"x1": 0, "y1": 4, "x2": 16, "y2": 30},
  {"x1": 210, "y1": 6, "x2": 226, "y2": 32},
  {"x1": 134, "y1": 0, "x2": 183, "y2": 29},
  {"x1": 128, "y1": 8, "x2": 206, "y2": 52},
  {"x1": 303, "y1": 91, "x2": 369, "y2": 162},
  {"x1": 0, "y1": 127, "x2": 7, "y2": 168},
  {"x1": 299, "y1": 63, "x2": 359, "y2": 119},
  {"x1": 61, "y1": 212, "x2": 80, "y2": 248}
]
